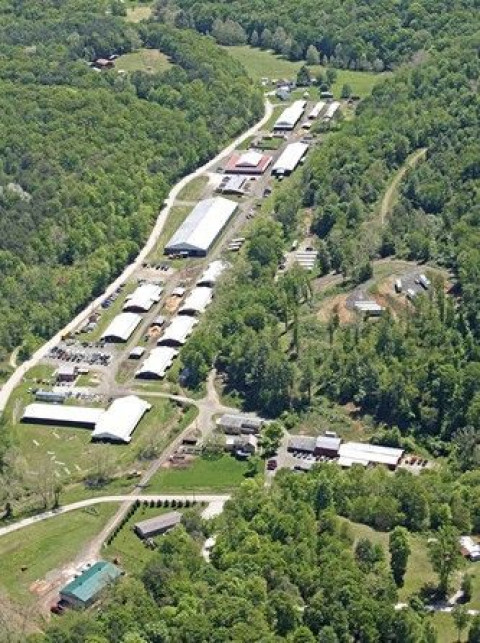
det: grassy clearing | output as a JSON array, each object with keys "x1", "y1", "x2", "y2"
[
  {"x1": 431, "y1": 613, "x2": 467, "y2": 643},
  {"x1": 4, "y1": 368, "x2": 181, "y2": 505},
  {"x1": 176, "y1": 176, "x2": 209, "y2": 202},
  {"x1": 291, "y1": 398, "x2": 370, "y2": 442},
  {"x1": 0, "y1": 504, "x2": 117, "y2": 604},
  {"x1": 341, "y1": 518, "x2": 436, "y2": 602},
  {"x1": 148, "y1": 205, "x2": 191, "y2": 263},
  {"x1": 125, "y1": 3, "x2": 153, "y2": 23},
  {"x1": 146, "y1": 454, "x2": 250, "y2": 493},
  {"x1": 117, "y1": 48, "x2": 172, "y2": 74},
  {"x1": 224, "y1": 46, "x2": 386, "y2": 98}
]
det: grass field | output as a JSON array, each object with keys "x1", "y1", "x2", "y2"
[
  {"x1": 431, "y1": 613, "x2": 467, "y2": 643},
  {"x1": 126, "y1": 3, "x2": 153, "y2": 23},
  {"x1": 223, "y1": 46, "x2": 387, "y2": 98},
  {"x1": 4, "y1": 368, "x2": 181, "y2": 505},
  {"x1": 147, "y1": 454, "x2": 250, "y2": 493},
  {"x1": 0, "y1": 504, "x2": 117, "y2": 603},
  {"x1": 117, "y1": 49, "x2": 172, "y2": 74},
  {"x1": 176, "y1": 176, "x2": 209, "y2": 202}
]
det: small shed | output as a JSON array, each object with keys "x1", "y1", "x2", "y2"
[{"x1": 56, "y1": 364, "x2": 77, "y2": 383}]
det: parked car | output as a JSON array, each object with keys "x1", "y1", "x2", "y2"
[{"x1": 267, "y1": 459, "x2": 277, "y2": 470}]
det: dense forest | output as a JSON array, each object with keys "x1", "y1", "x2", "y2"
[
  {"x1": 0, "y1": 0, "x2": 262, "y2": 364},
  {"x1": 42, "y1": 466, "x2": 480, "y2": 641},
  {"x1": 179, "y1": 32, "x2": 480, "y2": 461},
  {"x1": 154, "y1": 0, "x2": 480, "y2": 69}
]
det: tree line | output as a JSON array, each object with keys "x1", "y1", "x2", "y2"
[
  {"x1": 0, "y1": 0, "x2": 262, "y2": 363},
  {"x1": 153, "y1": 0, "x2": 480, "y2": 70}
]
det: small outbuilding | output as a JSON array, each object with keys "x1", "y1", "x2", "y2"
[
  {"x1": 134, "y1": 511, "x2": 182, "y2": 539},
  {"x1": 287, "y1": 436, "x2": 317, "y2": 454},
  {"x1": 460, "y1": 536, "x2": 480, "y2": 561},
  {"x1": 56, "y1": 364, "x2": 77, "y2": 383}
]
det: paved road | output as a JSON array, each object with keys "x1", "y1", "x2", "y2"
[
  {"x1": 0, "y1": 99, "x2": 274, "y2": 415},
  {"x1": 0, "y1": 494, "x2": 230, "y2": 538}
]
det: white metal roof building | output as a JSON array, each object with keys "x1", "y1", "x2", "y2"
[
  {"x1": 179, "y1": 287, "x2": 213, "y2": 316},
  {"x1": 197, "y1": 260, "x2": 229, "y2": 287},
  {"x1": 273, "y1": 100, "x2": 306, "y2": 130},
  {"x1": 165, "y1": 197, "x2": 238, "y2": 256},
  {"x1": 218, "y1": 175, "x2": 248, "y2": 195},
  {"x1": 308, "y1": 101, "x2": 326, "y2": 119},
  {"x1": 135, "y1": 346, "x2": 179, "y2": 379},
  {"x1": 295, "y1": 250, "x2": 318, "y2": 271},
  {"x1": 157, "y1": 315, "x2": 198, "y2": 346},
  {"x1": 323, "y1": 101, "x2": 341, "y2": 121},
  {"x1": 338, "y1": 442, "x2": 404, "y2": 469},
  {"x1": 354, "y1": 301, "x2": 384, "y2": 316},
  {"x1": 460, "y1": 536, "x2": 480, "y2": 561},
  {"x1": 22, "y1": 403, "x2": 104, "y2": 429},
  {"x1": 123, "y1": 284, "x2": 163, "y2": 313},
  {"x1": 91, "y1": 395, "x2": 151, "y2": 443},
  {"x1": 272, "y1": 142, "x2": 309, "y2": 176},
  {"x1": 101, "y1": 312, "x2": 142, "y2": 342}
]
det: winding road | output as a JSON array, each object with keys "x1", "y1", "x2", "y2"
[{"x1": 0, "y1": 98, "x2": 273, "y2": 415}]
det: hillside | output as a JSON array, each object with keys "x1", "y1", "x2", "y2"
[
  {"x1": 0, "y1": 0, "x2": 262, "y2": 368},
  {"x1": 156, "y1": 0, "x2": 480, "y2": 69}
]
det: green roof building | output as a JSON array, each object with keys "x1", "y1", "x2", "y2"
[{"x1": 60, "y1": 561, "x2": 122, "y2": 608}]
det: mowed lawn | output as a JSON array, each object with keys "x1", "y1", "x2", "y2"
[
  {"x1": 0, "y1": 504, "x2": 117, "y2": 604},
  {"x1": 6, "y1": 368, "x2": 179, "y2": 495},
  {"x1": 176, "y1": 176, "x2": 209, "y2": 203},
  {"x1": 105, "y1": 505, "x2": 185, "y2": 573},
  {"x1": 224, "y1": 45, "x2": 387, "y2": 97},
  {"x1": 117, "y1": 48, "x2": 172, "y2": 74},
  {"x1": 147, "y1": 455, "x2": 250, "y2": 492}
]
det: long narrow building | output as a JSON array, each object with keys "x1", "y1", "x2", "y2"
[
  {"x1": 165, "y1": 197, "x2": 238, "y2": 257},
  {"x1": 273, "y1": 100, "x2": 307, "y2": 131},
  {"x1": 272, "y1": 142, "x2": 309, "y2": 177}
]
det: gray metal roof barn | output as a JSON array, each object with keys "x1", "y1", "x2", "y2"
[{"x1": 165, "y1": 197, "x2": 238, "y2": 256}]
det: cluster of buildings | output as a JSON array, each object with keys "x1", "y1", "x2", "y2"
[
  {"x1": 216, "y1": 413, "x2": 264, "y2": 459},
  {"x1": 22, "y1": 394, "x2": 151, "y2": 443},
  {"x1": 288, "y1": 433, "x2": 404, "y2": 470},
  {"x1": 135, "y1": 260, "x2": 228, "y2": 380}
]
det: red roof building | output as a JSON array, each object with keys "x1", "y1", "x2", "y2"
[{"x1": 224, "y1": 151, "x2": 272, "y2": 175}]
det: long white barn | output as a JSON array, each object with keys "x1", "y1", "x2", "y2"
[
  {"x1": 101, "y1": 312, "x2": 142, "y2": 342},
  {"x1": 179, "y1": 287, "x2": 213, "y2": 316},
  {"x1": 272, "y1": 142, "x2": 309, "y2": 177},
  {"x1": 136, "y1": 346, "x2": 179, "y2": 379},
  {"x1": 91, "y1": 396, "x2": 151, "y2": 443},
  {"x1": 123, "y1": 284, "x2": 163, "y2": 313},
  {"x1": 273, "y1": 100, "x2": 306, "y2": 130},
  {"x1": 22, "y1": 403, "x2": 104, "y2": 429},
  {"x1": 157, "y1": 316, "x2": 198, "y2": 346},
  {"x1": 165, "y1": 197, "x2": 238, "y2": 256}
]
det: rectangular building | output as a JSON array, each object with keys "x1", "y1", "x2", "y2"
[
  {"x1": 273, "y1": 100, "x2": 306, "y2": 130},
  {"x1": 165, "y1": 197, "x2": 238, "y2": 257},
  {"x1": 197, "y1": 260, "x2": 229, "y2": 287},
  {"x1": 157, "y1": 316, "x2": 198, "y2": 346},
  {"x1": 91, "y1": 395, "x2": 151, "y2": 443},
  {"x1": 123, "y1": 284, "x2": 163, "y2": 313},
  {"x1": 216, "y1": 414, "x2": 264, "y2": 435},
  {"x1": 22, "y1": 403, "x2": 104, "y2": 429},
  {"x1": 314, "y1": 435, "x2": 342, "y2": 457},
  {"x1": 308, "y1": 101, "x2": 326, "y2": 119},
  {"x1": 224, "y1": 151, "x2": 272, "y2": 175},
  {"x1": 272, "y1": 142, "x2": 309, "y2": 177},
  {"x1": 338, "y1": 442, "x2": 404, "y2": 470},
  {"x1": 134, "y1": 511, "x2": 182, "y2": 539},
  {"x1": 60, "y1": 561, "x2": 122, "y2": 608},
  {"x1": 101, "y1": 312, "x2": 142, "y2": 343},
  {"x1": 178, "y1": 287, "x2": 213, "y2": 316},
  {"x1": 135, "y1": 346, "x2": 179, "y2": 379}
]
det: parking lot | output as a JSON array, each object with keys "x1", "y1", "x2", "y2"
[{"x1": 47, "y1": 343, "x2": 113, "y2": 368}]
